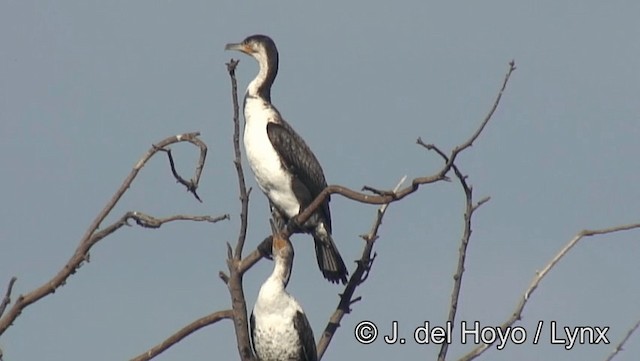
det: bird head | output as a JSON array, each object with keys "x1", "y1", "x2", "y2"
[
  {"x1": 225, "y1": 34, "x2": 269, "y2": 52},
  {"x1": 271, "y1": 231, "x2": 294, "y2": 261},
  {"x1": 225, "y1": 34, "x2": 278, "y2": 67}
]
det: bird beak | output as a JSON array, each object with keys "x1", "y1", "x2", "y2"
[{"x1": 225, "y1": 42, "x2": 250, "y2": 54}]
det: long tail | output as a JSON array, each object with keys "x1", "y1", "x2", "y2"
[{"x1": 312, "y1": 222, "x2": 348, "y2": 284}]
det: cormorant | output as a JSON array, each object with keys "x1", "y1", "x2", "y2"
[
  {"x1": 225, "y1": 34, "x2": 348, "y2": 284},
  {"x1": 250, "y1": 232, "x2": 317, "y2": 361}
]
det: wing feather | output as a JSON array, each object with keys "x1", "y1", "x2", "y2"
[
  {"x1": 267, "y1": 121, "x2": 332, "y2": 230},
  {"x1": 293, "y1": 310, "x2": 317, "y2": 361}
]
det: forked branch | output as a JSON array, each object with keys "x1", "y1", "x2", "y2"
[
  {"x1": 423, "y1": 146, "x2": 490, "y2": 361},
  {"x1": 0, "y1": 132, "x2": 212, "y2": 335},
  {"x1": 158, "y1": 142, "x2": 207, "y2": 202},
  {"x1": 292, "y1": 61, "x2": 517, "y2": 237}
]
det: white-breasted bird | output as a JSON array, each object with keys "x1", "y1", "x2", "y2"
[
  {"x1": 225, "y1": 34, "x2": 348, "y2": 284},
  {"x1": 250, "y1": 232, "x2": 317, "y2": 361}
]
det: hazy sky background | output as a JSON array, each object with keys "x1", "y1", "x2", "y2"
[{"x1": 1, "y1": 1, "x2": 639, "y2": 360}]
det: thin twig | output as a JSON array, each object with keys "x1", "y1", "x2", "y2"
[
  {"x1": 0, "y1": 277, "x2": 17, "y2": 318},
  {"x1": 0, "y1": 132, "x2": 210, "y2": 335},
  {"x1": 130, "y1": 310, "x2": 233, "y2": 361},
  {"x1": 458, "y1": 222, "x2": 640, "y2": 361},
  {"x1": 159, "y1": 147, "x2": 206, "y2": 202},
  {"x1": 224, "y1": 58, "x2": 255, "y2": 361},
  {"x1": 453, "y1": 60, "x2": 516, "y2": 155},
  {"x1": 316, "y1": 177, "x2": 405, "y2": 359},
  {"x1": 127, "y1": 212, "x2": 229, "y2": 229},
  {"x1": 605, "y1": 319, "x2": 640, "y2": 361}
]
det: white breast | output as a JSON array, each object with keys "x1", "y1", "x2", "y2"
[
  {"x1": 252, "y1": 279, "x2": 305, "y2": 360},
  {"x1": 244, "y1": 97, "x2": 301, "y2": 217},
  {"x1": 252, "y1": 312, "x2": 302, "y2": 361}
]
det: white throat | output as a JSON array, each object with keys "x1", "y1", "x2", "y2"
[{"x1": 246, "y1": 51, "x2": 270, "y2": 97}]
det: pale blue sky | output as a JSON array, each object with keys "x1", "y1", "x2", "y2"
[{"x1": 1, "y1": 1, "x2": 639, "y2": 360}]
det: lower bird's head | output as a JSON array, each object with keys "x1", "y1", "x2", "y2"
[{"x1": 272, "y1": 232, "x2": 294, "y2": 261}]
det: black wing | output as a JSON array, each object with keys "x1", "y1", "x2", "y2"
[
  {"x1": 293, "y1": 310, "x2": 317, "y2": 361},
  {"x1": 267, "y1": 121, "x2": 332, "y2": 231},
  {"x1": 249, "y1": 312, "x2": 257, "y2": 356}
]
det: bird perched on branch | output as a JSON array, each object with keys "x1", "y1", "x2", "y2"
[
  {"x1": 225, "y1": 34, "x2": 348, "y2": 284},
  {"x1": 250, "y1": 232, "x2": 317, "y2": 361}
]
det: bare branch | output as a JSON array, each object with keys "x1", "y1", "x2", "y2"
[
  {"x1": 226, "y1": 59, "x2": 251, "y2": 260},
  {"x1": 420, "y1": 62, "x2": 516, "y2": 360},
  {"x1": 130, "y1": 310, "x2": 233, "y2": 361},
  {"x1": 605, "y1": 319, "x2": 640, "y2": 361},
  {"x1": 458, "y1": 222, "x2": 640, "y2": 361},
  {"x1": 473, "y1": 196, "x2": 490, "y2": 212},
  {"x1": 316, "y1": 177, "x2": 405, "y2": 359},
  {"x1": 437, "y1": 158, "x2": 489, "y2": 361},
  {"x1": 293, "y1": 62, "x2": 517, "y2": 239},
  {"x1": 0, "y1": 132, "x2": 210, "y2": 335},
  {"x1": 158, "y1": 145, "x2": 207, "y2": 202},
  {"x1": 227, "y1": 257, "x2": 254, "y2": 361},
  {"x1": 219, "y1": 271, "x2": 230, "y2": 284},
  {"x1": 91, "y1": 211, "x2": 228, "y2": 249},
  {"x1": 225, "y1": 58, "x2": 255, "y2": 361},
  {"x1": 454, "y1": 59, "x2": 516, "y2": 155},
  {"x1": 361, "y1": 185, "x2": 398, "y2": 197},
  {"x1": 126, "y1": 212, "x2": 229, "y2": 229},
  {"x1": 0, "y1": 278, "x2": 17, "y2": 318}
]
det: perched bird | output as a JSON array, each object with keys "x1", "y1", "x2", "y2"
[
  {"x1": 250, "y1": 232, "x2": 317, "y2": 361},
  {"x1": 225, "y1": 34, "x2": 348, "y2": 284}
]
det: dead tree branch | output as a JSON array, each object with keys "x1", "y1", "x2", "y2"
[
  {"x1": 424, "y1": 145, "x2": 490, "y2": 361},
  {"x1": 310, "y1": 62, "x2": 515, "y2": 359},
  {"x1": 605, "y1": 319, "x2": 640, "y2": 361},
  {"x1": 292, "y1": 61, "x2": 516, "y2": 237},
  {"x1": 227, "y1": 58, "x2": 252, "y2": 261},
  {"x1": 130, "y1": 310, "x2": 233, "y2": 361},
  {"x1": 458, "y1": 222, "x2": 640, "y2": 361},
  {"x1": 223, "y1": 58, "x2": 256, "y2": 361},
  {"x1": 125, "y1": 212, "x2": 229, "y2": 229},
  {"x1": 0, "y1": 132, "x2": 211, "y2": 336},
  {"x1": 90, "y1": 212, "x2": 228, "y2": 245},
  {"x1": 316, "y1": 177, "x2": 406, "y2": 359}
]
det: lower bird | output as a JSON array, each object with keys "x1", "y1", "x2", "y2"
[
  {"x1": 251, "y1": 232, "x2": 317, "y2": 361},
  {"x1": 225, "y1": 34, "x2": 348, "y2": 284}
]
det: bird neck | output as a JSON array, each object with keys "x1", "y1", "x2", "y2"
[
  {"x1": 246, "y1": 51, "x2": 278, "y2": 103},
  {"x1": 268, "y1": 253, "x2": 292, "y2": 289},
  {"x1": 255, "y1": 255, "x2": 296, "y2": 320}
]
